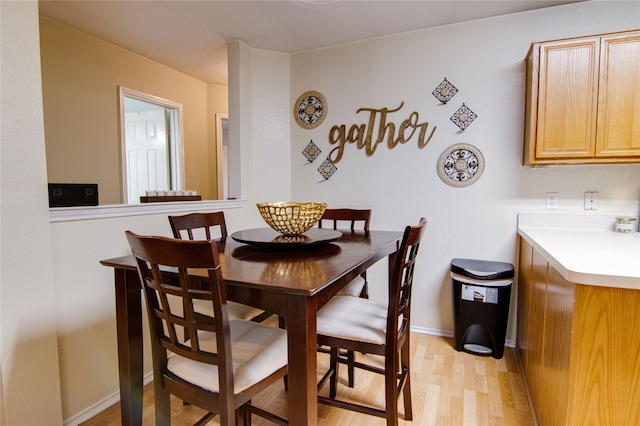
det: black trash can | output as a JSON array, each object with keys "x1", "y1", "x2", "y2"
[{"x1": 451, "y1": 258, "x2": 514, "y2": 359}]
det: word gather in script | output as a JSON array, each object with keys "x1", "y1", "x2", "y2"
[{"x1": 327, "y1": 102, "x2": 436, "y2": 164}]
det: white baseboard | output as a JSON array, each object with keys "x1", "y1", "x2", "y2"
[
  {"x1": 410, "y1": 325, "x2": 453, "y2": 338},
  {"x1": 63, "y1": 372, "x2": 153, "y2": 426},
  {"x1": 409, "y1": 326, "x2": 516, "y2": 348}
]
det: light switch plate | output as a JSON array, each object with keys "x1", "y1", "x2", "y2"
[{"x1": 546, "y1": 192, "x2": 559, "y2": 210}]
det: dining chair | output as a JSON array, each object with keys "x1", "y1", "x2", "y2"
[
  {"x1": 316, "y1": 208, "x2": 372, "y2": 388},
  {"x1": 168, "y1": 212, "x2": 271, "y2": 323},
  {"x1": 318, "y1": 208, "x2": 371, "y2": 298},
  {"x1": 169, "y1": 211, "x2": 228, "y2": 241},
  {"x1": 315, "y1": 217, "x2": 427, "y2": 426},
  {"x1": 125, "y1": 231, "x2": 288, "y2": 426}
]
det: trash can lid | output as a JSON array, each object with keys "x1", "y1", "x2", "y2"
[{"x1": 450, "y1": 258, "x2": 514, "y2": 280}]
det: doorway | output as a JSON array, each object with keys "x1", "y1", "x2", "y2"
[{"x1": 118, "y1": 86, "x2": 184, "y2": 203}]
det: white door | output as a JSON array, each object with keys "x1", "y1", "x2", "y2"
[{"x1": 125, "y1": 109, "x2": 168, "y2": 202}]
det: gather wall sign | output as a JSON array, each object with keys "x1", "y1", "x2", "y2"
[
  {"x1": 296, "y1": 81, "x2": 480, "y2": 183},
  {"x1": 296, "y1": 92, "x2": 439, "y2": 180},
  {"x1": 327, "y1": 101, "x2": 437, "y2": 164}
]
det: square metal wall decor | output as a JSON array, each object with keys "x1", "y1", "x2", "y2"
[
  {"x1": 432, "y1": 77, "x2": 458, "y2": 104},
  {"x1": 450, "y1": 103, "x2": 477, "y2": 130},
  {"x1": 302, "y1": 140, "x2": 321, "y2": 162},
  {"x1": 317, "y1": 158, "x2": 337, "y2": 179}
]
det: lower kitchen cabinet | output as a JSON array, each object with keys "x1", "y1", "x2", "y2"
[{"x1": 517, "y1": 238, "x2": 640, "y2": 425}]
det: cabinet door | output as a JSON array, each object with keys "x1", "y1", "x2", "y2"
[
  {"x1": 535, "y1": 38, "x2": 600, "y2": 160},
  {"x1": 596, "y1": 31, "x2": 640, "y2": 158},
  {"x1": 526, "y1": 248, "x2": 548, "y2": 413},
  {"x1": 570, "y1": 285, "x2": 640, "y2": 425},
  {"x1": 516, "y1": 240, "x2": 533, "y2": 369},
  {"x1": 538, "y1": 265, "x2": 574, "y2": 426}
]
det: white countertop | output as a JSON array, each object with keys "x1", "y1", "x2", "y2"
[{"x1": 518, "y1": 214, "x2": 640, "y2": 290}]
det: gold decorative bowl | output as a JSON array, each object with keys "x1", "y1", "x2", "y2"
[{"x1": 257, "y1": 202, "x2": 327, "y2": 236}]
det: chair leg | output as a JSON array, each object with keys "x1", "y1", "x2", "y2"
[
  {"x1": 235, "y1": 402, "x2": 250, "y2": 426},
  {"x1": 384, "y1": 356, "x2": 399, "y2": 426},
  {"x1": 329, "y1": 347, "x2": 339, "y2": 399},
  {"x1": 401, "y1": 343, "x2": 413, "y2": 420},
  {"x1": 278, "y1": 315, "x2": 288, "y2": 391},
  {"x1": 154, "y1": 385, "x2": 171, "y2": 426},
  {"x1": 250, "y1": 311, "x2": 274, "y2": 323},
  {"x1": 194, "y1": 412, "x2": 215, "y2": 426},
  {"x1": 359, "y1": 281, "x2": 369, "y2": 299},
  {"x1": 402, "y1": 373, "x2": 413, "y2": 421},
  {"x1": 346, "y1": 350, "x2": 355, "y2": 387}
]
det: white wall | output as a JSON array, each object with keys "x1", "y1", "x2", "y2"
[
  {"x1": 288, "y1": 1, "x2": 640, "y2": 338},
  {"x1": 1, "y1": 1, "x2": 63, "y2": 424},
  {"x1": 229, "y1": 41, "x2": 292, "y2": 208},
  {"x1": 50, "y1": 213, "x2": 170, "y2": 420}
]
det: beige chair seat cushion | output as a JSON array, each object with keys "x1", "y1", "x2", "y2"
[
  {"x1": 317, "y1": 295, "x2": 387, "y2": 345},
  {"x1": 337, "y1": 276, "x2": 366, "y2": 297},
  {"x1": 194, "y1": 299, "x2": 264, "y2": 321},
  {"x1": 167, "y1": 319, "x2": 287, "y2": 394}
]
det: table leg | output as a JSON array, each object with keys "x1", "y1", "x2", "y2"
[
  {"x1": 114, "y1": 268, "x2": 143, "y2": 426},
  {"x1": 285, "y1": 294, "x2": 318, "y2": 426}
]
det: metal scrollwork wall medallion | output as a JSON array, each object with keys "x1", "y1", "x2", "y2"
[
  {"x1": 432, "y1": 77, "x2": 458, "y2": 104},
  {"x1": 317, "y1": 158, "x2": 337, "y2": 180},
  {"x1": 294, "y1": 91, "x2": 327, "y2": 129},
  {"x1": 450, "y1": 103, "x2": 477, "y2": 130},
  {"x1": 437, "y1": 143, "x2": 485, "y2": 187},
  {"x1": 302, "y1": 140, "x2": 321, "y2": 162}
]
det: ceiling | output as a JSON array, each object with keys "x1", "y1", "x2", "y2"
[{"x1": 38, "y1": 0, "x2": 584, "y2": 85}]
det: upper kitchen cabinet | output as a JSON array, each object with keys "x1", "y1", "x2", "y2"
[{"x1": 524, "y1": 30, "x2": 640, "y2": 165}]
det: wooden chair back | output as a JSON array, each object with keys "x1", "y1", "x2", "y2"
[
  {"x1": 125, "y1": 231, "x2": 287, "y2": 425},
  {"x1": 169, "y1": 211, "x2": 228, "y2": 241},
  {"x1": 386, "y1": 217, "x2": 427, "y2": 350},
  {"x1": 319, "y1": 208, "x2": 372, "y2": 299},
  {"x1": 169, "y1": 211, "x2": 272, "y2": 324},
  {"x1": 316, "y1": 217, "x2": 427, "y2": 425},
  {"x1": 318, "y1": 208, "x2": 371, "y2": 232},
  {"x1": 125, "y1": 231, "x2": 233, "y2": 422}
]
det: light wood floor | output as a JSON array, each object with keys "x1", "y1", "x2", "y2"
[{"x1": 80, "y1": 333, "x2": 535, "y2": 425}]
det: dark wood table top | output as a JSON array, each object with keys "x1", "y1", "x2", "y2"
[{"x1": 102, "y1": 228, "x2": 401, "y2": 297}]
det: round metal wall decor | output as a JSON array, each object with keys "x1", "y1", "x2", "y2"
[
  {"x1": 294, "y1": 90, "x2": 327, "y2": 129},
  {"x1": 437, "y1": 143, "x2": 485, "y2": 187}
]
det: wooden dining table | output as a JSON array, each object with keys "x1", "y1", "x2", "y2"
[{"x1": 100, "y1": 228, "x2": 402, "y2": 426}]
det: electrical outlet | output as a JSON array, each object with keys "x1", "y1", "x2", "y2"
[
  {"x1": 584, "y1": 191, "x2": 599, "y2": 210},
  {"x1": 546, "y1": 192, "x2": 559, "y2": 210}
]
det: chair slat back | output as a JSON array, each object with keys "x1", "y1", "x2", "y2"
[
  {"x1": 387, "y1": 218, "x2": 427, "y2": 345},
  {"x1": 169, "y1": 211, "x2": 228, "y2": 241},
  {"x1": 318, "y1": 208, "x2": 371, "y2": 232},
  {"x1": 125, "y1": 231, "x2": 233, "y2": 375}
]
